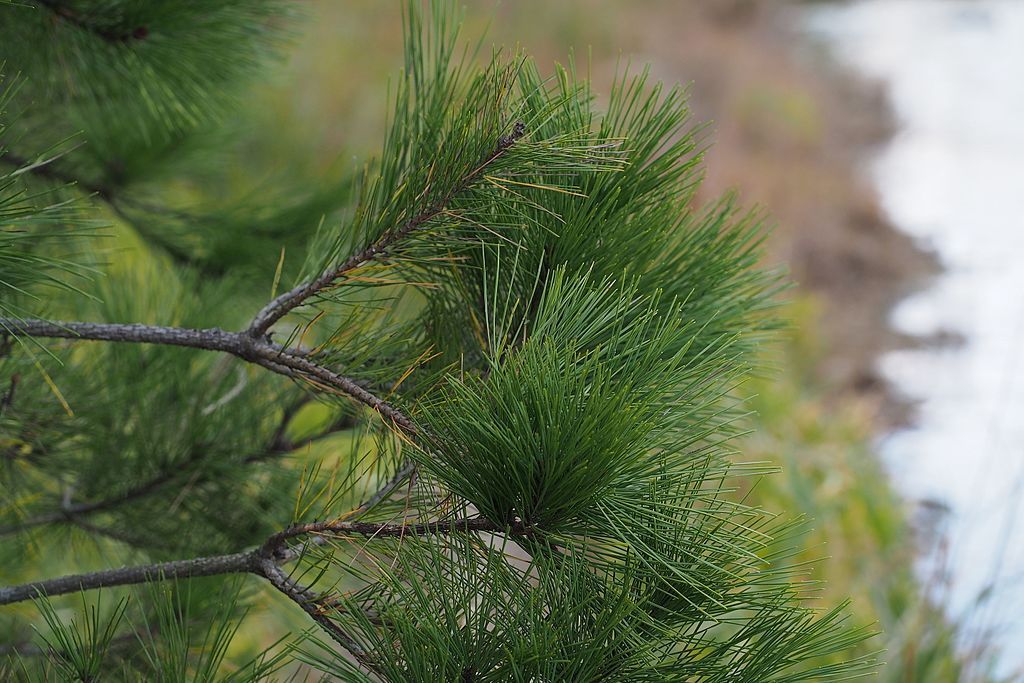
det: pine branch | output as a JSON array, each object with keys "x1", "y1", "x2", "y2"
[
  {"x1": 246, "y1": 404, "x2": 357, "y2": 465},
  {"x1": 254, "y1": 350, "x2": 416, "y2": 431},
  {"x1": 65, "y1": 515, "x2": 167, "y2": 551},
  {"x1": 0, "y1": 317, "x2": 416, "y2": 431},
  {"x1": 0, "y1": 318, "x2": 249, "y2": 353},
  {"x1": 0, "y1": 452, "x2": 431, "y2": 670},
  {"x1": 256, "y1": 557, "x2": 369, "y2": 660},
  {"x1": 0, "y1": 516, "x2": 511, "y2": 607},
  {"x1": 0, "y1": 458, "x2": 205, "y2": 538},
  {"x1": 247, "y1": 122, "x2": 526, "y2": 338},
  {"x1": 0, "y1": 551, "x2": 257, "y2": 606},
  {"x1": 0, "y1": 512, "x2": 65, "y2": 537},
  {"x1": 0, "y1": 458, "x2": 197, "y2": 538},
  {"x1": 0, "y1": 514, "x2": 514, "y2": 669}
]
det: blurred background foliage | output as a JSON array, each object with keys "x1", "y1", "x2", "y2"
[{"x1": 0, "y1": 0, "x2": 1002, "y2": 679}]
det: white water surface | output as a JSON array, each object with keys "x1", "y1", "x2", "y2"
[{"x1": 805, "y1": 0, "x2": 1024, "y2": 674}]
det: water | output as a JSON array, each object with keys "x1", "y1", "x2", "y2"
[{"x1": 805, "y1": 0, "x2": 1024, "y2": 674}]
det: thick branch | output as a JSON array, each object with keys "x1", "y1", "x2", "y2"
[
  {"x1": 257, "y1": 558, "x2": 368, "y2": 658},
  {"x1": 247, "y1": 122, "x2": 526, "y2": 337},
  {"x1": 0, "y1": 548, "x2": 368, "y2": 664},
  {"x1": 252, "y1": 349, "x2": 416, "y2": 433},
  {"x1": 0, "y1": 551, "x2": 256, "y2": 606},
  {"x1": 0, "y1": 318, "x2": 245, "y2": 353},
  {"x1": 0, "y1": 509, "x2": 513, "y2": 672},
  {"x1": 0, "y1": 317, "x2": 415, "y2": 432}
]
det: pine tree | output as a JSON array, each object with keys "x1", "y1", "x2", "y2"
[{"x1": 0, "y1": 1, "x2": 872, "y2": 679}]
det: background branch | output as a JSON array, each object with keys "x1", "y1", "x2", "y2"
[
  {"x1": 0, "y1": 405, "x2": 358, "y2": 538},
  {"x1": 2, "y1": 151, "x2": 113, "y2": 199},
  {"x1": 1, "y1": 150, "x2": 208, "y2": 266}
]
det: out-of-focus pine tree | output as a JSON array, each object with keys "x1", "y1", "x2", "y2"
[{"x1": 0, "y1": 1, "x2": 871, "y2": 679}]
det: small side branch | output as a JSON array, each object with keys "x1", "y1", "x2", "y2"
[
  {"x1": 263, "y1": 516, "x2": 519, "y2": 559},
  {"x1": 257, "y1": 558, "x2": 368, "y2": 659},
  {"x1": 247, "y1": 122, "x2": 526, "y2": 337}
]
